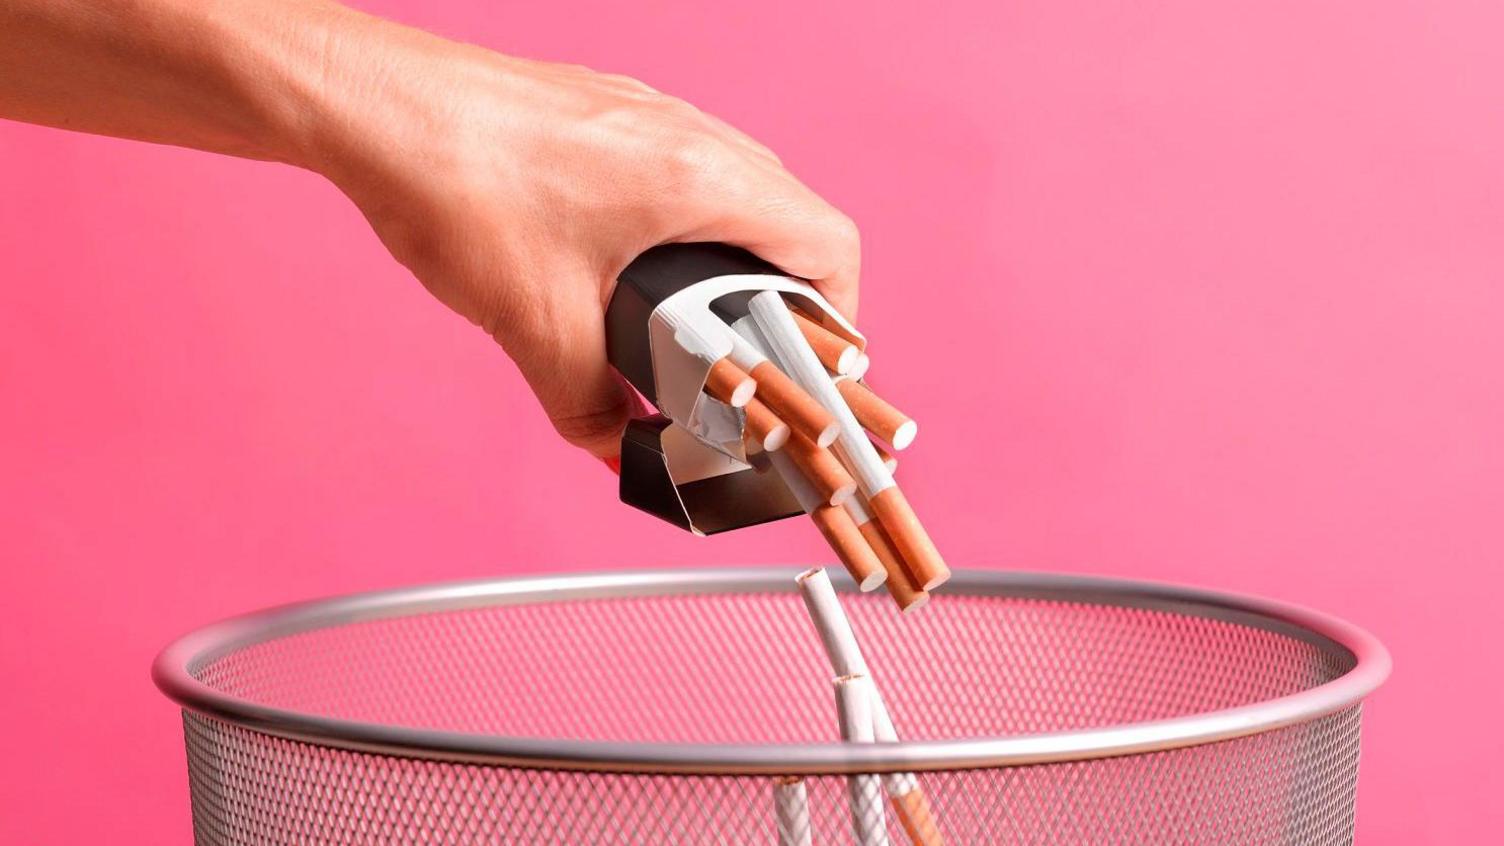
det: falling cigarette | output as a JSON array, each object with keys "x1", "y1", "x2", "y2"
[
  {"x1": 703, "y1": 357, "x2": 756, "y2": 408},
  {"x1": 837, "y1": 379, "x2": 918, "y2": 451},
  {"x1": 773, "y1": 777, "x2": 813, "y2": 846},
  {"x1": 728, "y1": 323, "x2": 839, "y2": 447},
  {"x1": 796, "y1": 569, "x2": 909, "y2": 729},
  {"x1": 743, "y1": 398, "x2": 791, "y2": 452},
  {"x1": 791, "y1": 309, "x2": 862, "y2": 375},
  {"x1": 871, "y1": 440, "x2": 899, "y2": 474},
  {"x1": 769, "y1": 450, "x2": 886, "y2": 591},
  {"x1": 833, "y1": 674, "x2": 890, "y2": 846},
  {"x1": 798, "y1": 569, "x2": 944, "y2": 843},
  {"x1": 749, "y1": 292, "x2": 949, "y2": 592},
  {"x1": 785, "y1": 430, "x2": 857, "y2": 507},
  {"x1": 891, "y1": 790, "x2": 943, "y2": 846}
]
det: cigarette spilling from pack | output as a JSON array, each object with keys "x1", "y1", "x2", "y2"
[{"x1": 748, "y1": 292, "x2": 950, "y2": 598}]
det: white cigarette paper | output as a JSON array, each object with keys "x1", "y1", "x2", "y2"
[
  {"x1": 773, "y1": 777, "x2": 813, "y2": 846},
  {"x1": 834, "y1": 674, "x2": 890, "y2": 846}
]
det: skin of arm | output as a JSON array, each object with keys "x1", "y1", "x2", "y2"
[{"x1": 0, "y1": 0, "x2": 861, "y2": 458}]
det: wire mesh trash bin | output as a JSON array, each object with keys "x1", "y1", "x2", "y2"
[{"x1": 153, "y1": 568, "x2": 1389, "y2": 845}]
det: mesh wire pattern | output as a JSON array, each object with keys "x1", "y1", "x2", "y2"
[{"x1": 165, "y1": 572, "x2": 1378, "y2": 845}]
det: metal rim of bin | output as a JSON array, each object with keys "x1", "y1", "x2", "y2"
[{"x1": 152, "y1": 567, "x2": 1390, "y2": 776}]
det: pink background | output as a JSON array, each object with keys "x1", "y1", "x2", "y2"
[{"x1": 2, "y1": 1, "x2": 1500, "y2": 842}]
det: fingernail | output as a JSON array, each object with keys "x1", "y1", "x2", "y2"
[{"x1": 601, "y1": 455, "x2": 622, "y2": 476}]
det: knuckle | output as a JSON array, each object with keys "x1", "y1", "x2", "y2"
[
  {"x1": 603, "y1": 72, "x2": 658, "y2": 94},
  {"x1": 663, "y1": 132, "x2": 731, "y2": 190},
  {"x1": 660, "y1": 95, "x2": 703, "y2": 118},
  {"x1": 830, "y1": 212, "x2": 861, "y2": 249}
]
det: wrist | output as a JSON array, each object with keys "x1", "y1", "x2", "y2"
[
  {"x1": 178, "y1": 0, "x2": 414, "y2": 173},
  {"x1": 211, "y1": 0, "x2": 386, "y2": 171},
  {"x1": 273, "y1": 9, "x2": 468, "y2": 185}
]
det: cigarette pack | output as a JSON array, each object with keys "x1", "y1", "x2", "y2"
[{"x1": 605, "y1": 243, "x2": 865, "y2": 534}]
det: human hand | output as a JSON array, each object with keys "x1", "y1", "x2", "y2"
[
  {"x1": 0, "y1": 0, "x2": 858, "y2": 458},
  {"x1": 301, "y1": 16, "x2": 861, "y2": 458}
]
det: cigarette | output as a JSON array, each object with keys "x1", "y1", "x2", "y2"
[
  {"x1": 728, "y1": 323, "x2": 839, "y2": 447},
  {"x1": 785, "y1": 430, "x2": 857, "y2": 507},
  {"x1": 867, "y1": 488, "x2": 950, "y2": 591},
  {"x1": 837, "y1": 379, "x2": 917, "y2": 451},
  {"x1": 862, "y1": 521, "x2": 927, "y2": 612},
  {"x1": 798, "y1": 569, "x2": 942, "y2": 843},
  {"x1": 847, "y1": 495, "x2": 928, "y2": 613},
  {"x1": 769, "y1": 450, "x2": 886, "y2": 591},
  {"x1": 891, "y1": 789, "x2": 944, "y2": 846},
  {"x1": 812, "y1": 505, "x2": 888, "y2": 592},
  {"x1": 743, "y1": 398, "x2": 791, "y2": 452},
  {"x1": 791, "y1": 309, "x2": 862, "y2": 375},
  {"x1": 755, "y1": 362, "x2": 840, "y2": 448},
  {"x1": 796, "y1": 568, "x2": 911, "y2": 728},
  {"x1": 773, "y1": 777, "x2": 813, "y2": 846},
  {"x1": 749, "y1": 292, "x2": 948, "y2": 591},
  {"x1": 703, "y1": 357, "x2": 756, "y2": 408},
  {"x1": 833, "y1": 674, "x2": 890, "y2": 846}
]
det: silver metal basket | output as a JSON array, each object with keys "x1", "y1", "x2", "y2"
[{"x1": 153, "y1": 568, "x2": 1389, "y2": 845}]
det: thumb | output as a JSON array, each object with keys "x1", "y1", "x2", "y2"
[{"x1": 502, "y1": 291, "x2": 634, "y2": 460}]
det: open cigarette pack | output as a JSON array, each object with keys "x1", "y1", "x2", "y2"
[{"x1": 605, "y1": 243, "x2": 948, "y2": 611}]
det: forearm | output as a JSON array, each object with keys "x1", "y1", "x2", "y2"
[{"x1": 0, "y1": 0, "x2": 368, "y2": 166}]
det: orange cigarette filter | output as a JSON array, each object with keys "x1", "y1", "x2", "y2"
[
  {"x1": 742, "y1": 398, "x2": 790, "y2": 452},
  {"x1": 892, "y1": 788, "x2": 945, "y2": 846},
  {"x1": 704, "y1": 358, "x2": 756, "y2": 408},
  {"x1": 871, "y1": 440, "x2": 898, "y2": 474},
  {"x1": 869, "y1": 487, "x2": 951, "y2": 591},
  {"x1": 810, "y1": 504, "x2": 888, "y2": 592},
  {"x1": 749, "y1": 360, "x2": 839, "y2": 447},
  {"x1": 790, "y1": 310, "x2": 861, "y2": 375},
  {"x1": 838, "y1": 379, "x2": 917, "y2": 450},
  {"x1": 858, "y1": 518, "x2": 928, "y2": 613},
  {"x1": 785, "y1": 431, "x2": 857, "y2": 506}
]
